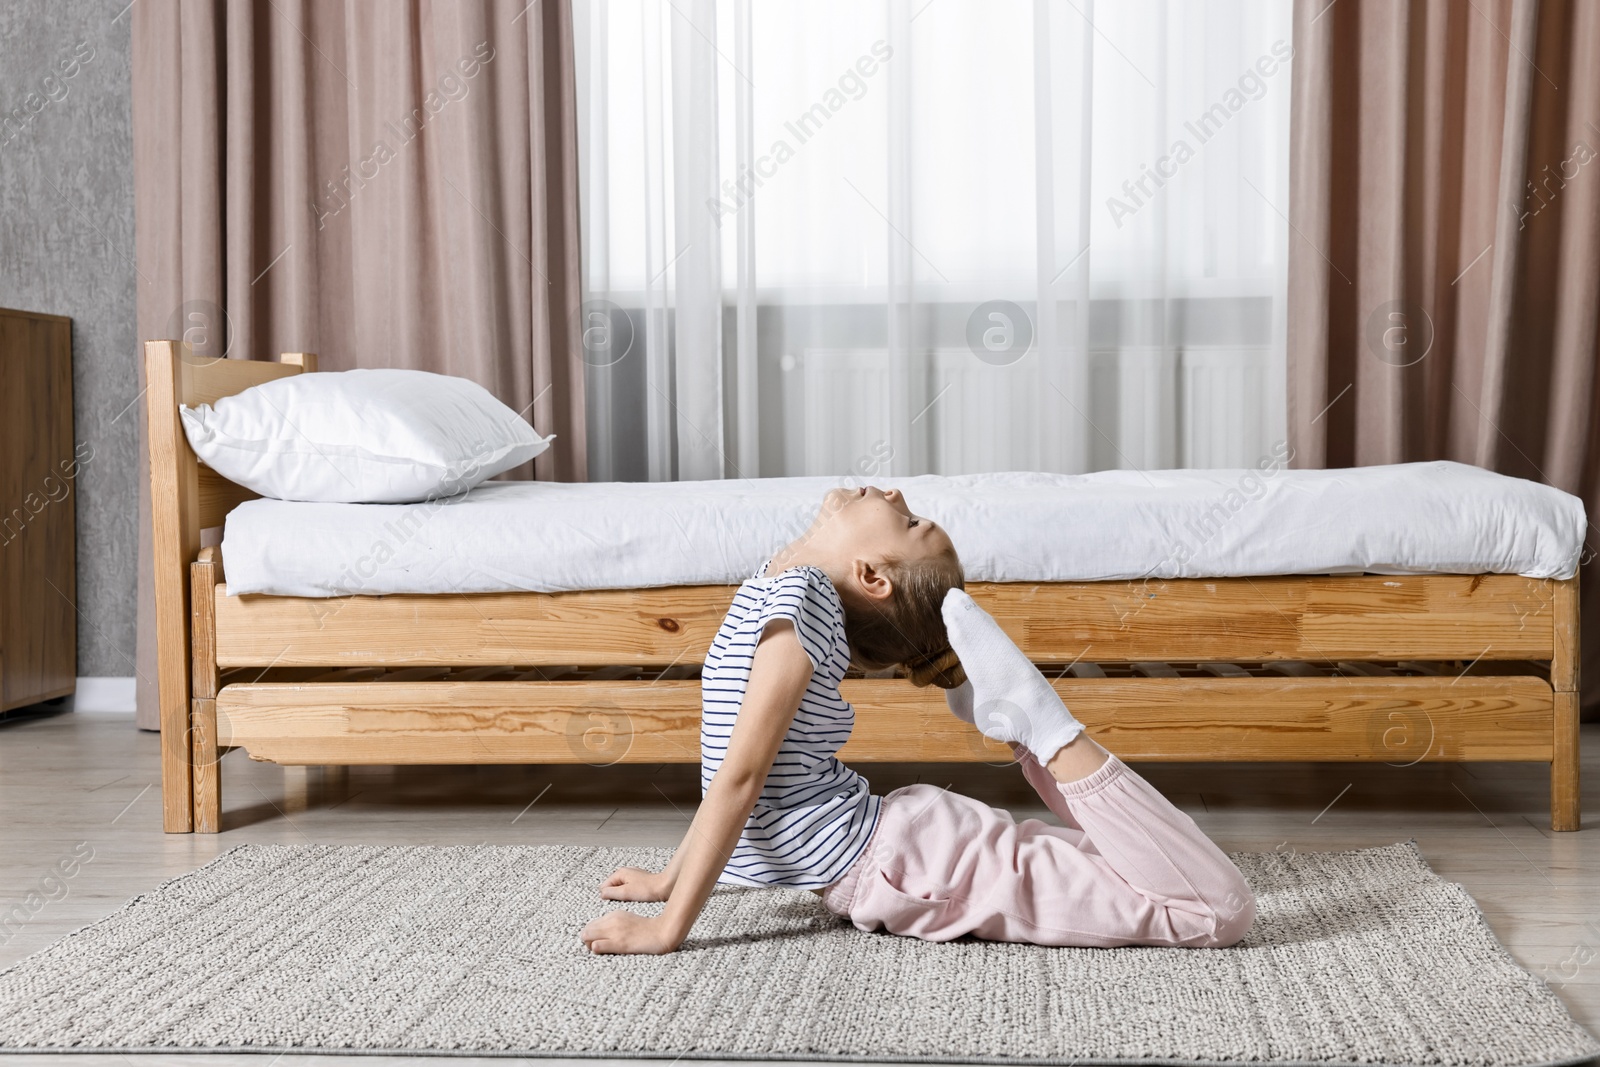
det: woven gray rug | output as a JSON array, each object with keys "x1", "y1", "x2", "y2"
[{"x1": 0, "y1": 841, "x2": 1594, "y2": 1066}]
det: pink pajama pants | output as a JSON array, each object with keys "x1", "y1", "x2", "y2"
[{"x1": 819, "y1": 751, "x2": 1256, "y2": 948}]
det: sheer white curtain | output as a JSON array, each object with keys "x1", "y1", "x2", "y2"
[{"x1": 573, "y1": 0, "x2": 1291, "y2": 483}]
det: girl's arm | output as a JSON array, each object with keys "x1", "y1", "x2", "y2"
[{"x1": 579, "y1": 620, "x2": 816, "y2": 954}]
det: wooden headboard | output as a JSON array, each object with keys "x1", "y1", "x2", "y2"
[{"x1": 143, "y1": 339, "x2": 317, "y2": 830}]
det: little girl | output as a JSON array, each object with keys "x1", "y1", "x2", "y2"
[{"x1": 578, "y1": 485, "x2": 1256, "y2": 954}]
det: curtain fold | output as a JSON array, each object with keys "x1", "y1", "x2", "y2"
[
  {"x1": 130, "y1": 0, "x2": 585, "y2": 729},
  {"x1": 1287, "y1": 0, "x2": 1600, "y2": 716}
]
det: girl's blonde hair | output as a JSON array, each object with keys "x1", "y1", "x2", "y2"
[{"x1": 844, "y1": 549, "x2": 968, "y2": 690}]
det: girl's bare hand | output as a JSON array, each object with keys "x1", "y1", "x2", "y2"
[
  {"x1": 598, "y1": 866, "x2": 672, "y2": 902},
  {"x1": 579, "y1": 910, "x2": 682, "y2": 955}
]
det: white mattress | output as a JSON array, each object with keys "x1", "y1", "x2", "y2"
[{"x1": 221, "y1": 460, "x2": 1586, "y2": 597}]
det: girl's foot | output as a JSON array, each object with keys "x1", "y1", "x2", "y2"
[{"x1": 941, "y1": 589, "x2": 1087, "y2": 764}]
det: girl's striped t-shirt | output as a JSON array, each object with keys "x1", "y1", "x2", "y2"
[{"x1": 700, "y1": 558, "x2": 881, "y2": 889}]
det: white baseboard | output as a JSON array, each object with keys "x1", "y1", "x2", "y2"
[{"x1": 70, "y1": 677, "x2": 137, "y2": 713}]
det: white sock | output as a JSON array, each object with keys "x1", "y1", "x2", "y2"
[{"x1": 941, "y1": 588, "x2": 1085, "y2": 764}]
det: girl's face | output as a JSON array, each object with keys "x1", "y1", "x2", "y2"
[{"x1": 812, "y1": 485, "x2": 954, "y2": 566}]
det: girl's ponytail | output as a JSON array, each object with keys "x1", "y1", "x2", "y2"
[{"x1": 904, "y1": 644, "x2": 967, "y2": 689}]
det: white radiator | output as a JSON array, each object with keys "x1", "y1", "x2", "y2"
[
  {"x1": 1177, "y1": 345, "x2": 1277, "y2": 468},
  {"x1": 788, "y1": 345, "x2": 1275, "y2": 476},
  {"x1": 791, "y1": 349, "x2": 894, "y2": 477}
]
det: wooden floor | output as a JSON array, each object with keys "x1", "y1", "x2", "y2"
[{"x1": 2, "y1": 707, "x2": 1597, "y2": 1066}]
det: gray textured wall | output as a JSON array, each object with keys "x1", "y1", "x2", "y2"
[{"x1": 0, "y1": 0, "x2": 137, "y2": 679}]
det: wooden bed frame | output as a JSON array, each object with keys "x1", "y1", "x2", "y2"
[{"x1": 145, "y1": 340, "x2": 1584, "y2": 834}]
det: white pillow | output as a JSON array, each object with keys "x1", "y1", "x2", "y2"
[{"x1": 178, "y1": 368, "x2": 555, "y2": 503}]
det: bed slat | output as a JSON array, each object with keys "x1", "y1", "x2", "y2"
[
  {"x1": 182, "y1": 353, "x2": 308, "y2": 407},
  {"x1": 214, "y1": 675, "x2": 1554, "y2": 765},
  {"x1": 211, "y1": 573, "x2": 1560, "y2": 667}
]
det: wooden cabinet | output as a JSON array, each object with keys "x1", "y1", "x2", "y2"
[{"x1": 0, "y1": 308, "x2": 76, "y2": 713}]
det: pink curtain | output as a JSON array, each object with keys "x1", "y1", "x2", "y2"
[
  {"x1": 130, "y1": 0, "x2": 586, "y2": 729},
  {"x1": 1288, "y1": 0, "x2": 1600, "y2": 716}
]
